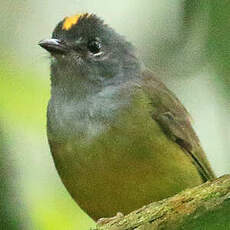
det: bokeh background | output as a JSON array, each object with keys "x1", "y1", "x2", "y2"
[{"x1": 0, "y1": 1, "x2": 229, "y2": 229}]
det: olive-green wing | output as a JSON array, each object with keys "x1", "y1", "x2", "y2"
[{"x1": 141, "y1": 69, "x2": 215, "y2": 181}]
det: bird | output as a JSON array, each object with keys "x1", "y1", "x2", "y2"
[{"x1": 39, "y1": 13, "x2": 215, "y2": 221}]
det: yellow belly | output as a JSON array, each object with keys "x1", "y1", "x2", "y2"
[{"x1": 49, "y1": 90, "x2": 203, "y2": 220}]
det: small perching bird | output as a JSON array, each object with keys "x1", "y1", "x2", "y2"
[{"x1": 39, "y1": 13, "x2": 215, "y2": 220}]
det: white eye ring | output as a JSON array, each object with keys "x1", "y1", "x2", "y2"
[{"x1": 93, "y1": 51, "x2": 103, "y2": 57}]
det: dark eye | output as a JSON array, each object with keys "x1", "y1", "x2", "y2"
[{"x1": 87, "y1": 40, "x2": 101, "y2": 54}]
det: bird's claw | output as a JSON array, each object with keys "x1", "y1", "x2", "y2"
[{"x1": 97, "y1": 212, "x2": 124, "y2": 225}]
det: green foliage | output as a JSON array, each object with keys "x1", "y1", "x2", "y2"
[
  {"x1": 0, "y1": 60, "x2": 49, "y2": 129},
  {"x1": 206, "y1": 1, "x2": 230, "y2": 94},
  {"x1": 0, "y1": 127, "x2": 24, "y2": 229},
  {"x1": 183, "y1": 0, "x2": 230, "y2": 96}
]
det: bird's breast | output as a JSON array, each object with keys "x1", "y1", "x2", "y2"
[{"x1": 47, "y1": 84, "x2": 132, "y2": 144}]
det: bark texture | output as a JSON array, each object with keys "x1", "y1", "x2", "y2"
[{"x1": 96, "y1": 175, "x2": 230, "y2": 230}]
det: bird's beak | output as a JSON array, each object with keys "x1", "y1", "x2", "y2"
[{"x1": 38, "y1": 39, "x2": 68, "y2": 55}]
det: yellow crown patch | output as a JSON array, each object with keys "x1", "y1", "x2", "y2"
[{"x1": 62, "y1": 13, "x2": 88, "y2": 30}]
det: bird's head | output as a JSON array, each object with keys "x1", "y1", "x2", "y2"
[{"x1": 39, "y1": 13, "x2": 140, "y2": 88}]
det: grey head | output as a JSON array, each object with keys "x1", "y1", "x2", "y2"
[{"x1": 39, "y1": 13, "x2": 141, "y2": 96}]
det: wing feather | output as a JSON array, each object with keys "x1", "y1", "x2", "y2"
[{"x1": 141, "y1": 69, "x2": 215, "y2": 181}]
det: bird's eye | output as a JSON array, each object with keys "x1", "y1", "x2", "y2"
[{"x1": 87, "y1": 40, "x2": 101, "y2": 54}]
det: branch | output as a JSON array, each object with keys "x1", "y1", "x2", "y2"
[{"x1": 96, "y1": 175, "x2": 230, "y2": 230}]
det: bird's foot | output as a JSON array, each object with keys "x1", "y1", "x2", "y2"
[{"x1": 97, "y1": 212, "x2": 124, "y2": 226}]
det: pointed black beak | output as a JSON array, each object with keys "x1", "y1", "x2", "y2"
[{"x1": 39, "y1": 39, "x2": 68, "y2": 55}]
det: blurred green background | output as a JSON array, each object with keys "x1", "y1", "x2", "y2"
[{"x1": 0, "y1": 1, "x2": 229, "y2": 229}]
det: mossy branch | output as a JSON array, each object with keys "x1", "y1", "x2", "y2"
[{"x1": 96, "y1": 175, "x2": 230, "y2": 230}]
